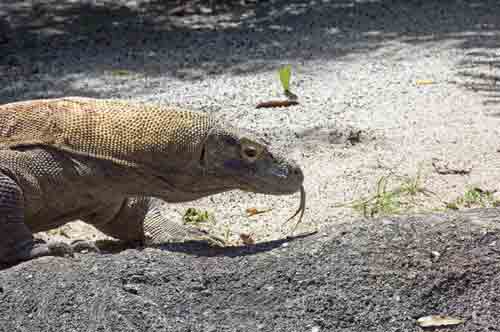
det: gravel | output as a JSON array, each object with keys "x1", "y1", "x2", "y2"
[{"x1": 2, "y1": 208, "x2": 500, "y2": 331}]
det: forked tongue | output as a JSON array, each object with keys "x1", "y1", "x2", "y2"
[{"x1": 283, "y1": 185, "x2": 306, "y2": 233}]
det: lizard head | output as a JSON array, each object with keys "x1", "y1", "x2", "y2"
[{"x1": 200, "y1": 124, "x2": 304, "y2": 195}]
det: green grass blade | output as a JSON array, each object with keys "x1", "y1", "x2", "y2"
[{"x1": 279, "y1": 65, "x2": 292, "y2": 92}]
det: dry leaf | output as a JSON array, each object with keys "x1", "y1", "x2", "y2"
[
  {"x1": 246, "y1": 207, "x2": 272, "y2": 217},
  {"x1": 416, "y1": 79, "x2": 434, "y2": 85},
  {"x1": 240, "y1": 233, "x2": 256, "y2": 245},
  {"x1": 417, "y1": 315, "x2": 464, "y2": 327},
  {"x1": 256, "y1": 100, "x2": 299, "y2": 109}
]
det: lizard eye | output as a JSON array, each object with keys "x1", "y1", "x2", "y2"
[
  {"x1": 240, "y1": 138, "x2": 264, "y2": 162},
  {"x1": 244, "y1": 147, "x2": 258, "y2": 158},
  {"x1": 241, "y1": 144, "x2": 262, "y2": 162}
]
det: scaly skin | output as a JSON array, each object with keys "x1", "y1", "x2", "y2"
[{"x1": 0, "y1": 97, "x2": 304, "y2": 265}]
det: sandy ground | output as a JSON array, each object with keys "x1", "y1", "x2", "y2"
[{"x1": 1, "y1": 0, "x2": 500, "y2": 245}]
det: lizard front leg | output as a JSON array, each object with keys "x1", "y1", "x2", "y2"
[
  {"x1": 85, "y1": 197, "x2": 224, "y2": 246},
  {"x1": 0, "y1": 172, "x2": 72, "y2": 265}
]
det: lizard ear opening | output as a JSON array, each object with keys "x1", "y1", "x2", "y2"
[{"x1": 199, "y1": 145, "x2": 206, "y2": 167}]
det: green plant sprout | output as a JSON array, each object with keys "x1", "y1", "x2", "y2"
[{"x1": 278, "y1": 65, "x2": 298, "y2": 100}]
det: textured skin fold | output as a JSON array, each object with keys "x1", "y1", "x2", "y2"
[{"x1": 0, "y1": 97, "x2": 214, "y2": 168}]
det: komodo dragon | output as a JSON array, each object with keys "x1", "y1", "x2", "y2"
[{"x1": 0, "y1": 97, "x2": 305, "y2": 265}]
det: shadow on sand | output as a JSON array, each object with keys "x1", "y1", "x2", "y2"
[
  {"x1": 0, "y1": 0, "x2": 499, "y2": 103},
  {"x1": 94, "y1": 230, "x2": 319, "y2": 258}
]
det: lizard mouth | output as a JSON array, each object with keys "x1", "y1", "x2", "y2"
[
  {"x1": 241, "y1": 182, "x2": 298, "y2": 195},
  {"x1": 242, "y1": 176, "x2": 303, "y2": 195}
]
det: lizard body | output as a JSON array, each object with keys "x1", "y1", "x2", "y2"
[{"x1": 0, "y1": 97, "x2": 304, "y2": 265}]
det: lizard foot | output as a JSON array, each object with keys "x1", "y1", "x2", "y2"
[
  {"x1": 180, "y1": 227, "x2": 226, "y2": 247},
  {"x1": 143, "y1": 207, "x2": 226, "y2": 246},
  {"x1": 0, "y1": 240, "x2": 73, "y2": 267},
  {"x1": 47, "y1": 242, "x2": 74, "y2": 258},
  {"x1": 144, "y1": 223, "x2": 226, "y2": 247},
  {"x1": 29, "y1": 240, "x2": 74, "y2": 259},
  {"x1": 71, "y1": 240, "x2": 101, "y2": 254}
]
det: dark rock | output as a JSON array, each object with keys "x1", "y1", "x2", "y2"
[{"x1": 1, "y1": 208, "x2": 500, "y2": 331}]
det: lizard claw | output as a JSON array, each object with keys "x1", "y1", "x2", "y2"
[
  {"x1": 71, "y1": 240, "x2": 101, "y2": 254},
  {"x1": 187, "y1": 228, "x2": 226, "y2": 247},
  {"x1": 47, "y1": 242, "x2": 74, "y2": 258},
  {"x1": 164, "y1": 225, "x2": 226, "y2": 247},
  {"x1": 31, "y1": 240, "x2": 98, "y2": 260},
  {"x1": 5, "y1": 241, "x2": 74, "y2": 264},
  {"x1": 143, "y1": 211, "x2": 226, "y2": 247}
]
